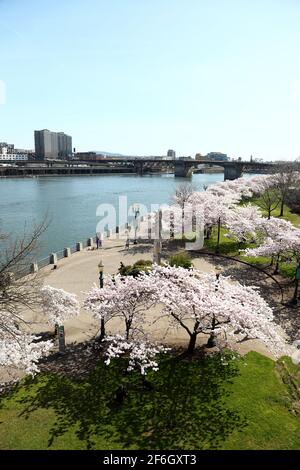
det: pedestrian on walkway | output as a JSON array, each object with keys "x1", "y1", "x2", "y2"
[{"x1": 96, "y1": 234, "x2": 100, "y2": 249}]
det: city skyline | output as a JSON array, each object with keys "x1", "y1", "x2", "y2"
[{"x1": 1, "y1": 1, "x2": 300, "y2": 160}]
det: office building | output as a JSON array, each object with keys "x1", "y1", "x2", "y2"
[
  {"x1": 34, "y1": 129, "x2": 72, "y2": 160},
  {"x1": 0, "y1": 142, "x2": 30, "y2": 161},
  {"x1": 206, "y1": 152, "x2": 228, "y2": 161},
  {"x1": 167, "y1": 149, "x2": 176, "y2": 159}
]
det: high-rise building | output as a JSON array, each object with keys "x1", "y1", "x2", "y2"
[
  {"x1": 167, "y1": 149, "x2": 176, "y2": 159},
  {"x1": 34, "y1": 129, "x2": 72, "y2": 160}
]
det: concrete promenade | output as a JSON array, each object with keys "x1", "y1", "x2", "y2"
[{"x1": 27, "y1": 237, "x2": 278, "y2": 359}]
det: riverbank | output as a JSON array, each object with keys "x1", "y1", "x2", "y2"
[{"x1": 0, "y1": 168, "x2": 139, "y2": 178}]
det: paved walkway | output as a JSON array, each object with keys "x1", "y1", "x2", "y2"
[{"x1": 23, "y1": 237, "x2": 279, "y2": 360}]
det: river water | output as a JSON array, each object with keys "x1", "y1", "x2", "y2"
[{"x1": 0, "y1": 173, "x2": 227, "y2": 259}]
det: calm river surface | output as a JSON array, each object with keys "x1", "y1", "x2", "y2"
[{"x1": 0, "y1": 172, "x2": 227, "y2": 259}]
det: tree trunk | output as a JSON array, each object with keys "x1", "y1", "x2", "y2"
[
  {"x1": 207, "y1": 332, "x2": 217, "y2": 348},
  {"x1": 273, "y1": 255, "x2": 280, "y2": 275},
  {"x1": 207, "y1": 314, "x2": 217, "y2": 348},
  {"x1": 97, "y1": 318, "x2": 105, "y2": 342},
  {"x1": 125, "y1": 320, "x2": 131, "y2": 340},
  {"x1": 187, "y1": 333, "x2": 197, "y2": 354},
  {"x1": 215, "y1": 218, "x2": 221, "y2": 254},
  {"x1": 280, "y1": 199, "x2": 284, "y2": 217}
]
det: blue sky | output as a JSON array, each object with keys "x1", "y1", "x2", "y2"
[{"x1": 1, "y1": 0, "x2": 300, "y2": 160}]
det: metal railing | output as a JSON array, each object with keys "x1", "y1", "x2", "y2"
[
  {"x1": 19, "y1": 223, "x2": 143, "y2": 276},
  {"x1": 27, "y1": 228, "x2": 119, "y2": 274}
]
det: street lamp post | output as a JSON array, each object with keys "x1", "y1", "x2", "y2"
[
  {"x1": 207, "y1": 265, "x2": 222, "y2": 348},
  {"x1": 291, "y1": 262, "x2": 300, "y2": 305},
  {"x1": 153, "y1": 209, "x2": 162, "y2": 265},
  {"x1": 133, "y1": 204, "x2": 140, "y2": 245},
  {"x1": 98, "y1": 259, "x2": 105, "y2": 340},
  {"x1": 98, "y1": 259, "x2": 104, "y2": 288},
  {"x1": 134, "y1": 204, "x2": 140, "y2": 220},
  {"x1": 134, "y1": 226, "x2": 138, "y2": 245}
]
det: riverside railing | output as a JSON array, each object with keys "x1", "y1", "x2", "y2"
[{"x1": 28, "y1": 225, "x2": 130, "y2": 275}]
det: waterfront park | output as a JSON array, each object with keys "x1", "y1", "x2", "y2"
[{"x1": 1, "y1": 170, "x2": 300, "y2": 451}]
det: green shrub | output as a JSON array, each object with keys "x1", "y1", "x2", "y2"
[
  {"x1": 169, "y1": 252, "x2": 193, "y2": 269},
  {"x1": 118, "y1": 259, "x2": 152, "y2": 277}
]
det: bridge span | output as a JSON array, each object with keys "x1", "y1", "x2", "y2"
[
  {"x1": 0, "y1": 158, "x2": 275, "y2": 180},
  {"x1": 85, "y1": 158, "x2": 275, "y2": 180}
]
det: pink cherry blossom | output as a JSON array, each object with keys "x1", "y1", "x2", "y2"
[{"x1": 41, "y1": 285, "x2": 80, "y2": 326}]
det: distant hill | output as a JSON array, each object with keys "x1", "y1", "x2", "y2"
[{"x1": 93, "y1": 151, "x2": 126, "y2": 157}]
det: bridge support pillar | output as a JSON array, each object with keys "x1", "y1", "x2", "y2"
[
  {"x1": 134, "y1": 161, "x2": 144, "y2": 176},
  {"x1": 224, "y1": 164, "x2": 243, "y2": 181},
  {"x1": 174, "y1": 161, "x2": 193, "y2": 177}
]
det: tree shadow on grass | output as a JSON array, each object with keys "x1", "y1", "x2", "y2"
[{"x1": 18, "y1": 351, "x2": 247, "y2": 450}]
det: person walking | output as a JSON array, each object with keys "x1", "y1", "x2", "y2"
[
  {"x1": 96, "y1": 234, "x2": 100, "y2": 249},
  {"x1": 125, "y1": 238, "x2": 130, "y2": 249}
]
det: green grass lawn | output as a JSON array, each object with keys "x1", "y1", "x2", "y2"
[
  {"x1": 1, "y1": 351, "x2": 300, "y2": 450},
  {"x1": 203, "y1": 202, "x2": 299, "y2": 279},
  {"x1": 244, "y1": 198, "x2": 300, "y2": 227},
  {"x1": 204, "y1": 226, "x2": 246, "y2": 256}
]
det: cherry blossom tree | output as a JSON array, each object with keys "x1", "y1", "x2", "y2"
[
  {"x1": 84, "y1": 274, "x2": 157, "y2": 341},
  {"x1": 172, "y1": 183, "x2": 196, "y2": 209},
  {"x1": 172, "y1": 183, "x2": 197, "y2": 237},
  {"x1": 148, "y1": 265, "x2": 286, "y2": 356},
  {"x1": 40, "y1": 285, "x2": 80, "y2": 330},
  {"x1": 272, "y1": 168, "x2": 300, "y2": 217},
  {"x1": 0, "y1": 315, "x2": 52, "y2": 376},
  {"x1": 192, "y1": 191, "x2": 238, "y2": 252},
  {"x1": 84, "y1": 283, "x2": 117, "y2": 340},
  {"x1": 243, "y1": 225, "x2": 300, "y2": 274},
  {"x1": 224, "y1": 204, "x2": 262, "y2": 244}
]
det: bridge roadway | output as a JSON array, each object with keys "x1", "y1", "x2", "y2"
[{"x1": 0, "y1": 158, "x2": 275, "y2": 180}]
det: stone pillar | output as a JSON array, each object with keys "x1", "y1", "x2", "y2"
[
  {"x1": 116, "y1": 226, "x2": 119, "y2": 234},
  {"x1": 64, "y1": 247, "x2": 71, "y2": 257},
  {"x1": 174, "y1": 160, "x2": 193, "y2": 177},
  {"x1": 87, "y1": 237, "x2": 94, "y2": 247},
  {"x1": 135, "y1": 161, "x2": 144, "y2": 176},
  {"x1": 50, "y1": 253, "x2": 57, "y2": 264},
  {"x1": 76, "y1": 242, "x2": 83, "y2": 252},
  {"x1": 58, "y1": 325, "x2": 66, "y2": 354},
  {"x1": 224, "y1": 164, "x2": 243, "y2": 181},
  {"x1": 30, "y1": 262, "x2": 38, "y2": 273}
]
